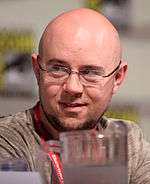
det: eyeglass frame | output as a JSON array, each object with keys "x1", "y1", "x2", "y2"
[{"x1": 37, "y1": 56, "x2": 121, "y2": 86}]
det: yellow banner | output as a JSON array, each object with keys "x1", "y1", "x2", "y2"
[
  {"x1": 0, "y1": 30, "x2": 34, "y2": 53},
  {"x1": 84, "y1": 0, "x2": 102, "y2": 11},
  {"x1": 0, "y1": 30, "x2": 34, "y2": 89}
]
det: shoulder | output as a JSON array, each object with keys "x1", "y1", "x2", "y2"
[
  {"x1": 0, "y1": 109, "x2": 34, "y2": 133},
  {"x1": 0, "y1": 109, "x2": 40, "y2": 165},
  {"x1": 105, "y1": 117, "x2": 141, "y2": 132},
  {"x1": 0, "y1": 108, "x2": 36, "y2": 148},
  {"x1": 104, "y1": 117, "x2": 148, "y2": 158},
  {"x1": 102, "y1": 117, "x2": 144, "y2": 152},
  {"x1": 106, "y1": 117, "x2": 150, "y2": 183}
]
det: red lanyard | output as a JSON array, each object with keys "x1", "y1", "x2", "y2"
[
  {"x1": 33, "y1": 102, "x2": 64, "y2": 184},
  {"x1": 48, "y1": 151, "x2": 64, "y2": 184}
]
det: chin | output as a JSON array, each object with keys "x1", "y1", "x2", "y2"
[
  {"x1": 62, "y1": 120, "x2": 84, "y2": 131},
  {"x1": 61, "y1": 118, "x2": 96, "y2": 131}
]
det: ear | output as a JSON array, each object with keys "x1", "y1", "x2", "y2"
[
  {"x1": 31, "y1": 53, "x2": 40, "y2": 84},
  {"x1": 113, "y1": 61, "x2": 128, "y2": 94}
]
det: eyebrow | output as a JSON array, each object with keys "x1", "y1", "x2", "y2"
[
  {"x1": 47, "y1": 59, "x2": 70, "y2": 66},
  {"x1": 47, "y1": 58, "x2": 105, "y2": 72},
  {"x1": 80, "y1": 65, "x2": 105, "y2": 72}
]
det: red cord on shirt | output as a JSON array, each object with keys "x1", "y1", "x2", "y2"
[{"x1": 33, "y1": 102, "x2": 64, "y2": 184}]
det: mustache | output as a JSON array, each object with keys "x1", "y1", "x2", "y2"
[{"x1": 60, "y1": 91, "x2": 83, "y2": 101}]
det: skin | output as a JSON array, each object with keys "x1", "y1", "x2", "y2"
[{"x1": 32, "y1": 8, "x2": 127, "y2": 139}]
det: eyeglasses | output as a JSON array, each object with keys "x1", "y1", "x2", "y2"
[{"x1": 37, "y1": 58, "x2": 121, "y2": 87}]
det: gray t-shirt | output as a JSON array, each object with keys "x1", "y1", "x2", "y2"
[{"x1": 0, "y1": 109, "x2": 150, "y2": 184}]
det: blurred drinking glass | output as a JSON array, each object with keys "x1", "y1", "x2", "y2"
[
  {"x1": 60, "y1": 121, "x2": 128, "y2": 184},
  {"x1": 0, "y1": 159, "x2": 28, "y2": 171}
]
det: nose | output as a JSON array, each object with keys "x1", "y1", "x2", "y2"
[{"x1": 62, "y1": 72, "x2": 84, "y2": 95}]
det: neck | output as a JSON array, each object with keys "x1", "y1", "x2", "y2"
[{"x1": 39, "y1": 104, "x2": 60, "y2": 140}]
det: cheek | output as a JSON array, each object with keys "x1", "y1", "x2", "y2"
[
  {"x1": 86, "y1": 89, "x2": 105, "y2": 110},
  {"x1": 46, "y1": 85, "x2": 60, "y2": 97},
  {"x1": 39, "y1": 79, "x2": 62, "y2": 104},
  {"x1": 86, "y1": 81, "x2": 114, "y2": 107},
  {"x1": 87, "y1": 88, "x2": 110, "y2": 102},
  {"x1": 40, "y1": 83, "x2": 63, "y2": 116}
]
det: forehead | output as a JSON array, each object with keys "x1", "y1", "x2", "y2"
[{"x1": 41, "y1": 24, "x2": 119, "y2": 68}]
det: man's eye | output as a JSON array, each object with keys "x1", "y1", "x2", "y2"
[
  {"x1": 48, "y1": 65, "x2": 68, "y2": 72},
  {"x1": 80, "y1": 70, "x2": 101, "y2": 76}
]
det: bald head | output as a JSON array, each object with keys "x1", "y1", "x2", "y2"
[
  {"x1": 39, "y1": 8, "x2": 122, "y2": 67},
  {"x1": 33, "y1": 8, "x2": 127, "y2": 133}
]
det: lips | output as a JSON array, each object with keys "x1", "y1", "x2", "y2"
[
  {"x1": 59, "y1": 102, "x2": 88, "y2": 112},
  {"x1": 61, "y1": 102, "x2": 86, "y2": 107},
  {"x1": 59, "y1": 102, "x2": 87, "y2": 107}
]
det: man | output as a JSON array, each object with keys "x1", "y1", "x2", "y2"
[{"x1": 0, "y1": 8, "x2": 150, "y2": 184}]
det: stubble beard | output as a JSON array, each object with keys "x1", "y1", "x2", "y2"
[{"x1": 40, "y1": 98, "x2": 107, "y2": 132}]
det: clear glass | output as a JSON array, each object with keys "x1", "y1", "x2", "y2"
[
  {"x1": 60, "y1": 121, "x2": 128, "y2": 184},
  {"x1": 0, "y1": 159, "x2": 43, "y2": 184},
  {"x1": 0, "y1": 159, "x2": 28, "y2": 171}
]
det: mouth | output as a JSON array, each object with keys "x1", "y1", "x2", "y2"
[{"x1": 59, "y1": 102, "x2": 88, "y2": 112}]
